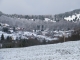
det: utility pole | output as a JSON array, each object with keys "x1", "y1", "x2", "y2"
[
  {"x1": 63, "y1": 35, "x2": 65, "y2": 42},
  {"x1": 63, "y1": 31, "x2": 66, "y2": 42}
]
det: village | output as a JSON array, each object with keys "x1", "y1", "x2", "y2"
[
  {"x1": 0, "y1": 22, "x2": 74, "y2": 48},
  {"x1": 0, "y1": 22, "x2": 74, "y2": 40}
]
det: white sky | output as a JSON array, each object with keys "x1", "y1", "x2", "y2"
[{"x1": 0, "y1": 0, "x2": 80, "y2": 15}]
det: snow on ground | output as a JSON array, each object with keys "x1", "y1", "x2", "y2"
[
  {"x1": 64, "y1": 13, "x2": 80, "y2": 21},
  {"x1": 0, "y1": 31, "x2": 58, "y2": 41},
  {"x1": 36, "y1": 35, "x2": 58, "y2": 41},
  {"x1": 0, "y1": 31, "x2": 16, "y2": 40},
  {"x1": 24, "y1": 31, "x2": 37, "y2": 36},
  {"x1": 23, "y1": 31, "x2": 57, "y2": 41},
  {"x1": 0, "y1": 30, "x2": 72, "y2": 41},
  {"x1": 0, "y1": 40, "x2": 80, "y2": 60}
]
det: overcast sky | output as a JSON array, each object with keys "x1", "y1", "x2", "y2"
[{"x1": 0, "y1": 0, "x2": 80, "y2": 15}]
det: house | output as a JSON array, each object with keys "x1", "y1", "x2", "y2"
[
  {"x1": 8, "y1": 30, "x2": 14, "y2": 33},
  {"x1": 36, "y1": 30, "x2": 42, "y2": 35}
]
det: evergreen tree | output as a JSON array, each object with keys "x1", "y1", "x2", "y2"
[
  {"x1": 2, "y1": 27, "x2": 9, "y2": 32},
  {"x1": 13, "y1": 27, "x2": 16, "y2": 32},
  {"x1": 42, "y1": 39, "x2": 46, "y2": 44},
  {"x1": 6, "y1": 36, "x2": 12, "y2": 42},
  {"x1": 1, "y1": 34, "x2": 4, "y2": 41},
  {"x1": 41, "y1": 25, "x2": 44, "y2": 31}
]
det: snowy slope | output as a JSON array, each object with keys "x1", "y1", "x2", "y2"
[
  {"x1": 0, "y1": 40, "x2": 80, "y2": 60},
  {"x1": 64, "y1": 14, "x2": 80, "y2": 22}
]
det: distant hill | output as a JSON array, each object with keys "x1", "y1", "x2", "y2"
[
  {"x1": 0, "y1": 11, "x2": 3, "y2": 16},
  {"x1": 1, "y1": 9, "x2": 80, "y2": 21},
  {"x1": 0, "y1": 9, "x2": 80, "y2": 31},
  {"x1": 54, "y1": 9, "x2": 80, "y2": 21}
]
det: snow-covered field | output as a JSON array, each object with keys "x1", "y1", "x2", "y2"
[{"x1": 0, "y1": 40, "x2": 80, "y2": 60}]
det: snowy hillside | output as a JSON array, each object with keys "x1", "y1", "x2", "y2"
[
  {"x1": 64, "y1": 13, "x2": 80, "y2": 22},
  {"x1": 0, "y1": 40, "x2": 80, "y2": 60}
]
